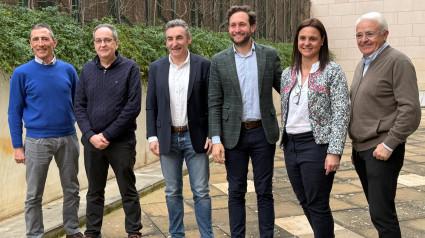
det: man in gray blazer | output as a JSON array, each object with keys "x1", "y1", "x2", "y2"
[{"x1": 208, "y1": 5, "x2": 282, "y2": 238}]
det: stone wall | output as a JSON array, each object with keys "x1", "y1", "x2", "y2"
[
  {"x1": 0, "y1": 74, "x2": 158, "y2": 220},
  {"x1": 311, "y1": 0, "x2": 425, "y2": 90}
]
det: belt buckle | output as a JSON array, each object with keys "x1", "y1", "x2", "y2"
[
  {"x1": 174, "y1": 126, "x2": 186, "y2": 132},
  {"x1": 243, "y1": 122, "x2": 251, "y2": 130}
]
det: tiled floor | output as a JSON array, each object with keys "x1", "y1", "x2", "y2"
[{"x1": 51, "y1": 108, "x2": 425, "y2": 238}]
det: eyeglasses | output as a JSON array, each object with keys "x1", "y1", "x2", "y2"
[
  {"x1": 94, "y1": 38, "x2": 114, "y2": 44},
  {"x1": 355, "y1": 31, "x2": 379, "y2": 39},
  {"x1": 292, "y1": 85, "x2": 302, "y2": 105}
]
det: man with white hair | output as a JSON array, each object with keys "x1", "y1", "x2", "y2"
[{"x1": 349, "y1": 12, "x2": 421, "y2": 237}]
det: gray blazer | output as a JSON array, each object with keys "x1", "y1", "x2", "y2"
[{"x1": 208, "y1": 42, "x2": 282, "y2": 149}]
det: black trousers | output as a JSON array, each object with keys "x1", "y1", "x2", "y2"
[
  {"x1": 352, "y1": 144, "x2": 405, "y2": 238},
  {"x1": 82, "y1": 137, "x2": 142, "y2": 237},
  {"x1": 283, "y1": 132, "x2": 335, "y2": 238},
  {"x1": 225, "y1": 126, "x2": 276, "y2": 238}
]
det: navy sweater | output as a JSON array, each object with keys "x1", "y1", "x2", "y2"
[
  {"x1": 8, "y1": 60, "x2": 78, "y2": 148},
  {"x1": 74, "y1": 52, "x2": 142, "y2": 142}
]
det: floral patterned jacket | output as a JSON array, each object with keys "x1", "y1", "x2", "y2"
[{"x1": 280, "y1": 61, "x2": 350, "y2": 155}]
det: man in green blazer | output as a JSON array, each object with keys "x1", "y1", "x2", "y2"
[{"x1": 208, "y1": 5, "x2": 282, "y2": 238}]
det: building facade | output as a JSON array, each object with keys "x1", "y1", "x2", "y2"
[{"x1": 310, "y1": 0, "x2": 425, "y2": 90}]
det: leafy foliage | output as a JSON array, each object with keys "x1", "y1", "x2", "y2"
[
  {"x1": 0, "y1": 3, "x2": 293, "y2": 81},
  {"x1": 190, "y1": 28, "x2": 232, "y2": 60},
  {"x1": 0, "y1": 3, "x2": 93, "y2": 75},
  {"x1": 256, "y1": 38, "x2": 293, "y2": 70}
]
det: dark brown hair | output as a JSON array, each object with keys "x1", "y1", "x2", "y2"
[
  {"x1": 291, "y1": 18, "x2": 329, "y2": 72},
  {"x1": 227, "y1": 5, "x2": 256, "y2": 26}
]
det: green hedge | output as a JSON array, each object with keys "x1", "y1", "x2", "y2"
[{"x1": 0, "y1": 3, "x2": 293, "y2": 80}]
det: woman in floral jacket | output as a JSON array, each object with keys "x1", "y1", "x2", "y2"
[{"x1": 280, "y1": 18, "x2": 350, "y2": 238}]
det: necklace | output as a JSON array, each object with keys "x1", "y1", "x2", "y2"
[{"x1": 301, "y1": 72, "x2": 309, "y2": 84}]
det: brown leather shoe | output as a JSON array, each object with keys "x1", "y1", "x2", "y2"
[
  {"x1": 128, "y1": 234, "x2": 141, "y2": 238},
  {"x1": 66, "y1": 232, "x2": 84, "y2": 238},
  {"x1": 84, "y1": 234, "x2": 101, "y2": 238}
]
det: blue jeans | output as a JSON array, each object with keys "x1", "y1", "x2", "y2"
[{"x1": 160, "y1": 131, "x2": 213, "y2": 238}]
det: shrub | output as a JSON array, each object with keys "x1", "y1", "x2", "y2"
[{"x1": 0, "y1": 3, "x2": 293, "y2": 81}]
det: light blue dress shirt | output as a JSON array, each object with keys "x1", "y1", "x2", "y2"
[
  {"x1": 212, "y1": 41, "x2": 260, "y2": 145},
  {"x1": 362, "y1": 42, "x2": 388, "y2": 76},
  {"x1": 234, "y1": 42, "x2": 260, "y2": 121}
]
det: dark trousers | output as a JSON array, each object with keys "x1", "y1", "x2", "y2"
[
  {"x1": 225, "y1": 126, "x2": 276, "y2": 238},
  {"x1": 352, "y1": 144, "x2": 405, "y2": 238},
  {"x1": 82, "y1": 137, "x2": 142, "y2": 237},
  {"x1": 283, "y1": 132, "x2": 335, "y2": 238}
]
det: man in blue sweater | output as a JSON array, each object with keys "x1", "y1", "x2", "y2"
[
  {"x1": 8, "y1": 24, "x2": 83, "y2": 238},
  {"x1": 74, "y1": 24, "x2": 142, "y2": 238}
]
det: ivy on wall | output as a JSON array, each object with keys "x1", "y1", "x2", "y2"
[{"x1": 0, "y1": 3, "x2": 293, "y2": 80}]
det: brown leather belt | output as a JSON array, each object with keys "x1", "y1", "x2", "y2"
[
  {"x1": 241, "y1": 120, "x2": 262, "y2": 130},
  {"x1": 172, "y1": 125, "x2": 188, "y2": 132}
]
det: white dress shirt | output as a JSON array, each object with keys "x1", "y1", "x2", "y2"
[
  {"x1": 169, "y1": 52, "x2": 191, "y2": 127},
  {"x1": 148, "y1": 51, "x2": 191, "y2": 143},
  {"x1": 285, "y1": 62, "x2": 320, "y2": 134},
  {"x1": 35, "y1": 55, "x2": 56, "y2": 65}
]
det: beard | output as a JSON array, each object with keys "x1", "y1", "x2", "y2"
[{"x1": 230, "y1": 33, "x2": 251, "y2": 46}]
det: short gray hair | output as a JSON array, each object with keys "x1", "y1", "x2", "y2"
[
  {"x1": 356, "y1": 12, "x2": 388, "y2": 34},
  {"x1": 93, "y1": 23, "x2": 118, "y2": 41},
  {"x1": 165, "y1": 19, "x2": 191, "y2": 38},
  {"x1": 30, "y1": 23, "x2": 55, "y2": 40}
]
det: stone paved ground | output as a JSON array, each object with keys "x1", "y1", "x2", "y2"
[{"x1": 64, "y1": 108, "x2": 425, "y2": 238}]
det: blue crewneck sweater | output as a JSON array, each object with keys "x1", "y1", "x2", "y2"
[{"x1": 8, "y1": 60, "x2": 78, "y2": 148}]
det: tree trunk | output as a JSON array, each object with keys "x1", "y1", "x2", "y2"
[
  {"x1": 219, "y1": 0, "x2": 223, "y2": 30},
  {"x1": 274, "y1": 0, "x2": 278, "y2": 42},
  {"x1": 153, "y1": 0, "x2": 156, "y2": 25},
  {"x1": 109, "y1": 0, "x2": 120, "y2": 23},
  {"x1": 191, "y1": 0, "x2": 200, "y2": 27},
  {"x1": 145, "y1": 0, "x2": 150, "y2": 24},
  {"x1": 72, "y1": 0, "x2": 80, "y2": 22},
  {"x1": 281, "y1": 0, "x2": 311, "y2": 42},
  {"x1": 253, "y1": 0, "x2": 258, "y2": 39},
  {"x1": 171, "y1": 0, "x2": 176, "y2": 19},
  {"x1": 156, "y1": 0, "x2": 168, "y2": 23},
  {"x1": 213, "y1": 0, "x2": 216, "y2": 31},
  {"x1": 264, "y1": 0, "x2": 268, "y2": 39},
  {"x1": 23, "y1": 0, "x2": 310, "y2": 43},
  {"x1": 20, "y1": 0, "x2": 28, "y2": 7}
]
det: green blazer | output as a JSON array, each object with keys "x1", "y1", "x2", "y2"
[{"x1": 208, "y1": 42, "x2": 282, "y2": 149}]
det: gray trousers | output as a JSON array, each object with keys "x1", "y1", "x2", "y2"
[{"x1": 24, "y1": 134, "x2": 80, "y2": 238}]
